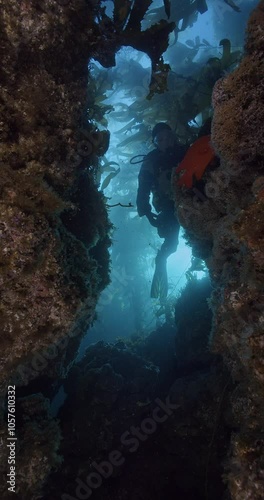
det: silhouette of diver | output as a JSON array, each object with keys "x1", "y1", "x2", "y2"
[{"x1": 136, "y1": 123, "x2": 187, "y2": 300}]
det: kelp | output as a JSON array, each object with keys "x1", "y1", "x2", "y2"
[
  {"x1": 88, "y1": 4, "x2": 244, "y2": 157},
  {"x1": 164, "y1": 0, "x2": 171, "y2": 19},
  {"x1": 87, "y1": 66, "x2": 114, "y2": 126},
  {"x1": 220, "y1": 38, "x2": 242, "y2": 70},
  {"x1": 88, "y1": 0, "x2": 214, "y2": 100},
  {"x1": 148, "y1": 57, "x2": 171, "y2": 99},
  {"x1": 113, "y1": 0, "x2": 133, "y2": 29},
  {"x1": 147, "y1": 0, "x2": 207, "y2": 35},
  {"x1": 117, "y1": 125, "x2": 149, "y2": 149},
  {"x1": 224, "y1": 0, "x2": 241, "y2": 13},
  {"x1": 173, "y1": 38, "x2": 242, "y2": 128},
  {"x1": 124, "y1": 0, "x2": 152, "y2": 32},
  {"x1": 100, "y1": 168, "x2": 121, "y2": 190},
  {"x1": 90, "y1": 0, "x2": 175, "y2": 97},
  {"x1": 125, "y1": 19, "x2": 175, "y2": 66},
  {"x1": 196, "y1": 0, "x2": 208, "y2": 14},
  {"x1": 124, "y1": 17, "x2": 175, "y2": 98}
]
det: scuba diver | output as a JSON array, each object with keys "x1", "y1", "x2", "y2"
[
  {"x1": 136, "y1": 122, "x2": 188, "y2": 300},
  {"x1": 136, "y1": 119, "x2": 216, "y2": 300}
]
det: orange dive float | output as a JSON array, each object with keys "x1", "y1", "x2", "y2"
[{"x1": 176, "y1": 135, "x2": 216, "y2": 188}]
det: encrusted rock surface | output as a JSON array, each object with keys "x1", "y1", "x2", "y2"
[
  {"x1": 174, "y1": 2, "x2": 264, "y2": 497},
  {"x1": 0, "y1": 1, "x2": 263, "y2": 499},
  {"x1": 0, "y1": 1, "x2": 111, "y2": 496},
  {"x1": 45, "y1": 282, "x2": 229, "y2": 500},
  {"x1": 0, "y1": 0, "x2": 111, "y2": 391},
  {"x1": 0, "y1": 393, "x2": 61, "y2": 498}
]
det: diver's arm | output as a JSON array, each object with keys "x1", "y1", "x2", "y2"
[
  {"x1": 136, "y1": 155, "x2": 157, "y2": 217},
  {"x1": 136, "y1": 168, "x2": 153, "y2": 217}
]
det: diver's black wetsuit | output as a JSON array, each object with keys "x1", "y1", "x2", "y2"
[{"x1": 136, "y1": 143, "x2": 187, "y2": 298}]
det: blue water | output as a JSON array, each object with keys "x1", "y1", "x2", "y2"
[{"x1": 79, "y1": 0, "x2": 258, "y2": 355}]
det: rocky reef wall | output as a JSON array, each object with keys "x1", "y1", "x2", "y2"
[
  {"x1": 0, "y1": 1, "x2": 263, "y2": 499},
  {"x1": 174, "y1": 2, "x2": 264, "y2": 497},
  {"x1": 0, "y1": 1, "x2": 111, "y2": 495},
  {"x1": 0, "y1": 0, "x2": 111, "y2": 390},
  {"x1": 43, "y1": 278, "x2": 230, "y2": 500}
]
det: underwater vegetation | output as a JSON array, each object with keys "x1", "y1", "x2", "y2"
[
  {"x1": 88, "y1": 0, "x2": 175, "y2": 97},
  {"x1": 90, "y1": 39, "x2": 243, "y2": 167},
  {"x1": 0, "y1": 0, "x2": 263, "y2": 499},
  {"x1": 174, "y1": 2, "x2": 264, "y2": 497}
]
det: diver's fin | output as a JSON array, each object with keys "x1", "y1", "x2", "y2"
[{"x1": 150, "y1": 266, "x2": 168, "y2": 299}]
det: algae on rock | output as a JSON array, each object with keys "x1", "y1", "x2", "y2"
[{"x1": 174, "y1": 2, "x2": 264, "y2": 497}]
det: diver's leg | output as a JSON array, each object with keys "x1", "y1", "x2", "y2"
[
  {"x1": 159, "y1": 228, "x2": 179, "y2": 259},
  {"x1": 151, "y1": 211, "x2": 180, "y2": 299},
  {"x1": 158, "y1": 207, "x2": 180, "y2": 256}
]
